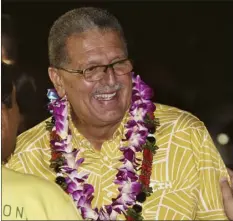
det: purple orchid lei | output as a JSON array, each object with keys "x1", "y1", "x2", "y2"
[{"x1": 46, "y1": 73, "x2": 158, "y2": 220}]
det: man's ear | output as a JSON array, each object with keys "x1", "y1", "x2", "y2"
[
  {"x1": 48, "y1": 67, "x2": 66, "y2": 97},
  {"x1": 1, "y1": 105, "x2": 9, "y2": 149}
]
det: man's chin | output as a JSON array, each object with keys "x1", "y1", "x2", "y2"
[{"x1": 93, "y1": 110, "x2": 124, "y2": 125}]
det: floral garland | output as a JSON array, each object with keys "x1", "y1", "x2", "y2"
[{"x1": 46, "y1": 73, "x2": 159, "y2": 220}]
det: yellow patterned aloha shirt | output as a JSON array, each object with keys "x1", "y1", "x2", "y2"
[{"x1": 7, "y1": 104, "x2": 229, "y2": 220}]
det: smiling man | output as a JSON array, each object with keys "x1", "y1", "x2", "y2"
[
  {"x1": 48, "y1": 28, "x2": 132, "y2": 150},
  {"x1": 7, "y1": 7, "x2": 229, "y2": 220}
]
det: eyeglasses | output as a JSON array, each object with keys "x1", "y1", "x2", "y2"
[{"x1": 54, "y1": 58, "x2": 133, "y2": 82}]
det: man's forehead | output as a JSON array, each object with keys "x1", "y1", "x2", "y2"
[
  {"x1": 65, "y1": 30, "x2": 126, "y2": 65},
  {"x1": 66, "y1": 30, "x2": 124, "y2": 51}
]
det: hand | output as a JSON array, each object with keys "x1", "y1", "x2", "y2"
[{"x1": 220, "y1": 168, "x2": 233, "y2": 220}]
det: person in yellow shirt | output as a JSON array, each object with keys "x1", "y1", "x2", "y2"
[
  {"x1": 1, "y1": 63, "x2": 81, "y2": 220},
  {"x1": 6, "y1": 7, "x2": 230, "y2": 220}
]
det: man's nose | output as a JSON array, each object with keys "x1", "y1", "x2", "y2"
[{"x1": 101, "y1": 66, "x2": 117, "y2": 86}]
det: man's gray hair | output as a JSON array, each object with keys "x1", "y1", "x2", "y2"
[{"x1": 48, "y1": 7, "x2": 127, "y2": 67}]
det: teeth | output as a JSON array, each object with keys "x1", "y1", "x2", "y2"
[{"x1": 94, "y1": 92, "x2": 116, "y2": 101}]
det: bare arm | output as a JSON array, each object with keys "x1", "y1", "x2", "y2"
[{"x1": 221, "y1": 168, "x2": 233, "y2": 220}]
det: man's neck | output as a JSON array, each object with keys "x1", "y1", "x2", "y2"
[{"x1": 72, "y1": 113, "x2": 122, "y2": 151}]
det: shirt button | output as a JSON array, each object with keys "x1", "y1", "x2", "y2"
[
  {"x1": 104, "y1": 156, "x2": 108, "y2": 161},
  {"x1": 107, "y1": 192, "x2": 112, "y2": 197}
]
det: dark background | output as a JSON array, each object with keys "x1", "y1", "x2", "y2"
[{"x1": 2, "y1": 1, "x2": 233, "y2": 166}]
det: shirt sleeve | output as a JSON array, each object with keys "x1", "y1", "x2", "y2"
[
  {"x1": 191, "y1": 124, "x2": 229, "y2": 220},
  {"x1": 5, "y1": 153, "x2": 25, "y2": 173}
]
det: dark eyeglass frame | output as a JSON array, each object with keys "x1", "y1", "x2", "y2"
[{"x1": 53, "y1": 58, "x2": 133, "y2": 78}]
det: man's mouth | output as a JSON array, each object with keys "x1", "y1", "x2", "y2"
[{"x1": 94, "y1": 92, "x2": 117, "y2": 101}]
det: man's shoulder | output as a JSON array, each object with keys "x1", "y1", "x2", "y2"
[
  {"x1": 2, "y1": 167, "x2": 74, "y2": 209},
  {"x1": 2, "y1": 167, "x2": 81, "y2": 220},
  {"x1": 15, "y1": 118, "x2": 51, "y2": 154},
  {"x1": 155, "y1": 103, "x2": 205, "y2": 134}
]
